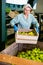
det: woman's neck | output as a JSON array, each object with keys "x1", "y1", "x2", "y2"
[{"x1": 24, "y1": 14, "x2": 29, "y2": 19}]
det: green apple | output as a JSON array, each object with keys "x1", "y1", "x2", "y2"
[
  {"x1": 21, "y1": 51, "x2": 25, "y2": 55},
  {"x1": 26, "y1": 50, "x2": 31, "y2": 55}
]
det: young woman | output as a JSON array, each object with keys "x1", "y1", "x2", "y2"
[{"x1": 10, "y1": 4, "x2": 39, "y2": 35}]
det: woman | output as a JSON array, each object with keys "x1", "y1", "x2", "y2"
[{"x1": 10, "y1": 4, "x2": 39, "y2": 35}]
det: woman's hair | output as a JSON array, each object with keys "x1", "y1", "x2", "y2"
[{"x1": 23, "y1": 4, "x2": 33, "y2": 12}]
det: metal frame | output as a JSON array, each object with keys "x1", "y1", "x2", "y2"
[
  {"x1": 38, "y1": 13, "x2": 43, "y2": 40},
  {"x1": 0, "y1": 0, "x2": 6, "y2": 51}
]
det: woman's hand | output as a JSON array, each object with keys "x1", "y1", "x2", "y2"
[{"x1": 14, "y1": 25, "x2": 18, "y2": 32}]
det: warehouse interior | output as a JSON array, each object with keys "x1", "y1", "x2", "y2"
[
  {"x1": 0, "y1": 0, "x2": 43, "y2": 50},
  {"x1": 0, "y1": 0, "x2": 43, "y2": 59},
  {"x1": 0, "y1": 0, "x2": 43, "y2": 64}
]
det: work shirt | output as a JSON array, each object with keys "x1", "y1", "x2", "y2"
[{"x1": 10, "y1": 13, "x2": 39, "y2": 33}]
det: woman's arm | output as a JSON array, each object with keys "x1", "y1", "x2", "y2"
[
  {"x1": 32, "y1": 15, "x2": 39, "y2": 35},
  {"x1": 10, "y1": 15, "x2": 19, "y2": 32},
  {"x1": 10, "y1": 15, "x2": 19, "y2": 27}
]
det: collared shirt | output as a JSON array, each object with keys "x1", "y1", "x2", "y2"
[{"x1": 10, "y1": 13, "x2": 39, "y2": 33}]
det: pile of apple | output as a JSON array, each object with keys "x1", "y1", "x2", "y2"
[
  {"x1": 18, "y1": 30, "x2": 37, "y2": 36},
  {"x1": 17, "y1": 48, "x2": 43, "y2": 62}
]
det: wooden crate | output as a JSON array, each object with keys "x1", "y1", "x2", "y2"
[
  {"x1": 15, "y1": 29, "x2": 39, "y2": 44},
  {"x1": 0, "y1": 54, "x2": 43, "y2": 65},
  {"x1": 1, "y1": 42, "x2": 43, "y2": 65}
]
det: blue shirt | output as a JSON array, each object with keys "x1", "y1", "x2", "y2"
[{"x1": 10, "y1": 13, "x2": 39, "y2": 33}]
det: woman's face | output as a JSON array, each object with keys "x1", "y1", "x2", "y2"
[{"x1": 24, "y1": 7, "x2": 31, "y2": 15}]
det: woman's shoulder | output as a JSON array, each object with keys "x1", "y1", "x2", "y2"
[
  {"x1": 16, "y1": 13, "x2": 23, "y2": 20},
  {"x1": 29, "y1": 14, "x2": 34, "y2": 17},
  {"x1": 29, "y1": 14, "x2": 35, "y2": 18},
  {"x1": 18, "y1": 13, "x2": 23, "y2": 17}
]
